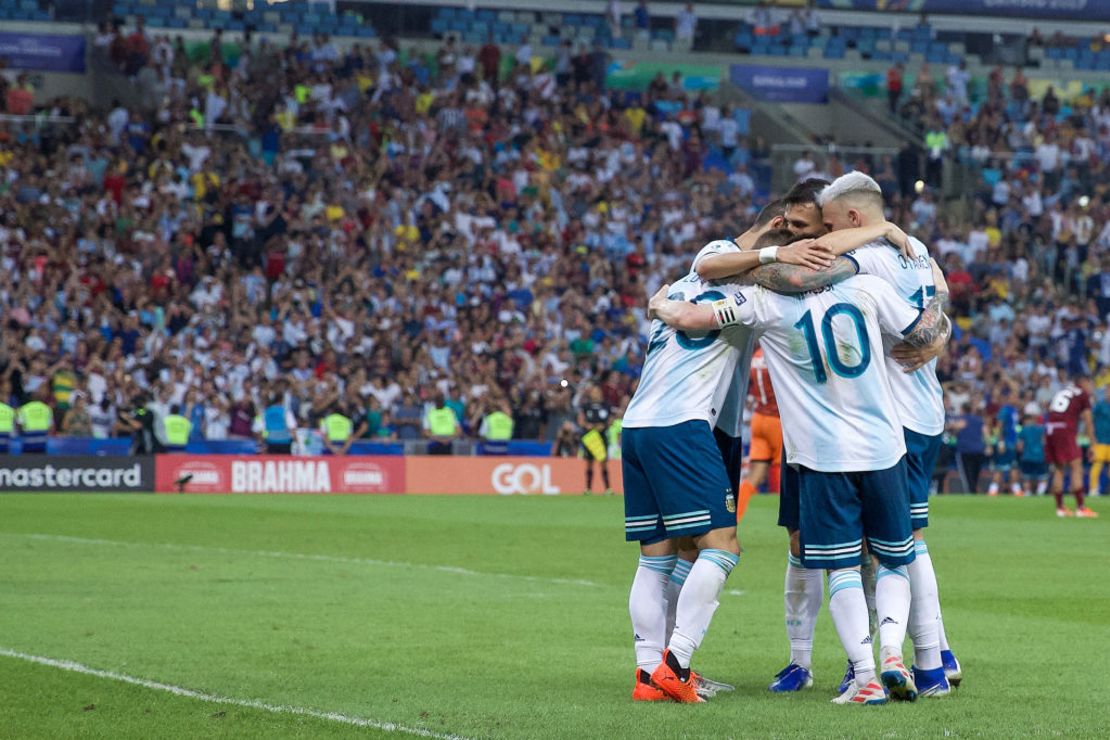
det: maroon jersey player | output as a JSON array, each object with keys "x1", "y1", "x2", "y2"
[{"x1": 1044, "y1": 376, "x2": 1098, "y2": 518}]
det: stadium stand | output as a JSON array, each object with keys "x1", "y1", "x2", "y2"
[{"x1": 0, "y1": 5, "x2": 1107, "y2": 492}]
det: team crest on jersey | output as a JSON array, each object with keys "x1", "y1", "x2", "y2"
[{"x1": 725, "y1": 491, "x2": 736, "y2": 513}]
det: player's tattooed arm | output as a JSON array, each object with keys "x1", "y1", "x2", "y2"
[
  {"x1": 891, "y1": 258, "x2": 951, "y2": 371},
  {"x1": 902, "y1": 295, "x2": 951, "y2": 348},
  {"x1": 648, "y1": 285, "x2": 719, "y2": 332},
  {"x1": 749, "y1": 255, "x2": 858, "y2": 294}
]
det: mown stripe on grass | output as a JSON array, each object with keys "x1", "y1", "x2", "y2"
[
  {"x1": 0, "y1": 647, "x2": 468, "y2": 739},
  {"x1": 8, "y1": 532, "x2": 601, "y2": 588}
]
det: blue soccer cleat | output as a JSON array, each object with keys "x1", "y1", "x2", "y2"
[
  {"x1": 941, "y1": 649, "x2": 962, "y2": 687},
  {"x1": 880, "y1": 656, "x2": 918, "y2": 702},
  {"x1": 913, "y1": 665, "x2": 951, "y2": 698},
  {"x1": 768, "y1": 663, "x2": 814, "y2": 692},
  {"x1": 837, "y1": 660, "x2": 855, "y2": 695}
]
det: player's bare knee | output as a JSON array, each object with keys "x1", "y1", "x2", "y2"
[
  {"x1": 788, "y1": 529, "x2": 800, "y2": 557},
  {"x1": 695, "y1": 526, "x2": 739, "y2": 555},
  {"x1": 912, "y1": 529, "x2": 925, "y2": 540},
  {"x1": 640, "y1": 539, "x2": 676, "y2": 558}
]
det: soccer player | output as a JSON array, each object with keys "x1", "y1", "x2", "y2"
[
  {"x1": 1087, "y1": 385, "x2": 1110, "y2": 496},
  {"x1": 625, "y1": 233, "x2": 827, "y2": 703},
  {"x1": 810, "y1": 172, "x2": 960, "y2": 693},
  {"x1": 739, "y1": 347, "x2": 781, "y2": 520},
  {"x1": 650, "y1": 232, "x2": 951, "y2": 705},
  {"x1": 988, "y1": 384, "x2": 1025, "y2": 496},
  {"x1": 1045, "y1": 375, "x2": 1099, "y2": 518}
]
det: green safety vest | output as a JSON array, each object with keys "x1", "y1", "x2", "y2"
[
  {"x1": 18, "y1": 401, "x2": 52, "y2": 432},
  {"x1": 163, "y1": 414, "x2": 192, "y2": 446},
  {"x1": 607, "y1": 418, "x2": 623, "y2": 460},
  {"x1": 323, "y1": 413, "x2": 353, "y2": 442},
  {"x1": 426, "y1": 407, "x2": 457, "y2": 437},
  {"x1": 483, "y1": 411, "x2": 514, "y2": 441},
  {"x1": 925, "y1": 130, "x2": 947, "y2": 151},
  {"x1": 0, "y1": 403, "x2": 14, "y2": 434}
]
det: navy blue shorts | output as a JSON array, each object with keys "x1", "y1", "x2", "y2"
[
  {"x1": 1020, "y1": 459, "x2": 1048, "y2": 479},
  {"x1": 778, "y1": 458, "x2": 800, "y2": 531},
  {"x1": 623, "y1": 420, "x2": 737, "y2": 543},
  {"x1": 797, "y1": 458, "x2": 915, "y2": 570},
  {"x1": 904, "y1": 428, "x2": 942, "y2": 530},
  {"x1": 713, "y1": 427, "x2": 742, "y2": 497}
]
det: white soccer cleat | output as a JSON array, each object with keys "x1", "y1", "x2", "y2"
[
  {"x1": 880, "y1": 656, "x2": 918, "y2": 701},
  {"x1": 832, "y1": 679, "x2": 887, "y2": 705}
]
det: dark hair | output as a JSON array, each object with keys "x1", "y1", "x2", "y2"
[
  {"x1": 782, "y1": 178, "x2": 830, "y2": 209},
  {"x1": 752, "y1": 229, "x2": 805, "y2": 250},
  {"x1": 753, "y1": 198, "x2": 785, "y2": 227}
]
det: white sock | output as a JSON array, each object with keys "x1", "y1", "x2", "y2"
[
  {"x1": 1036, "y1": 479, "x2": 1048, "y2": 496},
  {"x1": 937, "y1": 607, "x2": 951, "y2": 653},
  {"x1": 784, "y1": 551, "x2": 823, "y2": 668},
  {"x1": 860, "y1": 553, "x2": 878, "y2": 634},
  {"x1": 1011, "y1": 481, "x2": 1023, "y2": 495},
  {"x1": 665, "y1": 558, "x2": 693, "y2": 642},
  {"x1": 629, "y1": 554, "x2": 676, "y2": 673},
  {"x1": 669, "y1": 548, "x2": 739, "y2": 669},
  {"x1": 907, "y1": 540, "x2": 942, "y2": 670},
  {"x1": 988, "y1": 481, "x2": 999, "y2": 495},
  {"x1": 827, "y1": 568, "x2": 875, "y2": 686},
  {"x1": 876, "y1": 564, "x2": 912, "y2": 663}
]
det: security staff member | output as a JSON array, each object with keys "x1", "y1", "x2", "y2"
[
  {"x1": 479, "y1": 399, "x2": 514, "y2": 454},
  {"x1": 577, "y1": 385, "x2": 612, "y2": 494},
  {"x1": 320, "y1": 404, "x2": 354, "y2": 456},
  {"x1": 257, "y1": 395, "x2": 295, "y2": 454},
  {"x1": 162, "y1": 405, "x2": 192, "y2": 453},
  {"x1": 0, "y1": 396, "x2": 15, "y2": 454},
  {"x1": 17, "y1": 393, "x2": 54, "y2": 454},
  {"x1": 423, "y1": 394, "x2": 460, "y2": 455}
]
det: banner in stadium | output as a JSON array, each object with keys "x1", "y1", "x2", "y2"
[
  {"x1": 154, "y1": 455, "x2": 405, "y2": 494},
  {"x1": 0, "y1": 33, "x2": 86, "y2": 73},
  {"x1": 606, "y1": 60, "x2": 722, "y2": 92},
  {"x1": 404, "y1": 456, "x2": 624, "y2": 495},
  {"x1": 0, "y1": 456, "x2": 153, "y2": 492},
  {"x1": 730, "y1": 64, "x2": 829, "y2": 103},
  {"x1": 815, "y1": 0, "x2": 1109, "y2": 21}
]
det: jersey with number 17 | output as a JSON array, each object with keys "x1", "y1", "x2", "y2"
[
  {"x1": 714, "y1": 275, "x2": 923, "y2": 472},
  {"x1": 624, "y1": 242, "x2": 754, "y2": 430},
  {"x1": 848, "y1": 236, "x2": 944, "y2": 436}
]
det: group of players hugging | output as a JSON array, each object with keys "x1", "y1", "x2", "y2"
[{"x1": 620, "y1": 171, "x2": 1042, "y2": 705}]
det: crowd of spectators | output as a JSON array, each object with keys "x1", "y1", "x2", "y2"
[{"x1": 1, "y1": 21, "x2": 1109, "y2": 472}]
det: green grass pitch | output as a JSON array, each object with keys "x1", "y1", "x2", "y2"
[{"x1": 1, "y1": 493, "x2": 1108, "y2": 739}]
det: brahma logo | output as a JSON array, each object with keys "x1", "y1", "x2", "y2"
[
  {"x1": 231, "y1": 460, "x2": 331, "y2": 493},
  {"x1": 491, "y1": 463, "x2": 560, "y2": 495},
  {"x1": 342, "y1": 462, "x2": 386, "y2": 491}
]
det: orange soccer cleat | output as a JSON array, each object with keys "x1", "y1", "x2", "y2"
[
  {"x1": 1076, "y1": 507, "x2": 1100, "y2": 518},
  {"x1": 632, "y1": 669, "x2": 669, "y2": 702},
  {"x1": 649, "y1": 649, "x2": 705, "y2": 703}
]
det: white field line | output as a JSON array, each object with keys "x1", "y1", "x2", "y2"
[
  {"x1": 10, "y1": 532, "x2": 601, "y2": 588},
  {"x1": 0, "y1": 647, "x2": 469, "y2": 739}
]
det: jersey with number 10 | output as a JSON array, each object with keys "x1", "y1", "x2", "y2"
[
  {"x1": 624, "y1": 241, "x2": 755, "y2": 430},
  {"x1": 849, "y1": 236, "x2": 944, "y2": 436},
  {"x1": 717, "y1": 274, "x2": 922, "y2": 472}
]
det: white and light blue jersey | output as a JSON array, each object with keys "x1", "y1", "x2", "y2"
[
  {"x1": 625, "y1": 241, "x2": 756, "y2": 430},
  {"x1": 717, "y1": 275, "x2": 922, "y2": 472},
  {"x1": 849, "y1": 236, "x2": 945, "y2": 436}
]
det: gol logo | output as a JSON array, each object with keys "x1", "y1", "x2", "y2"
[{"x1": 491, "y1": 463, "x2": 560, "y2": 495}]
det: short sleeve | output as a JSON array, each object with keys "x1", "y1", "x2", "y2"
[
  {"x1": 712, "y1": 287, "x2": 758, "y2": 328},
  {"x1": 869, "y1": 277, "x2": 923, "y2": 338},
  {"x1": 690, "y1": 239, "x2": 740, "y2": 273}
]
